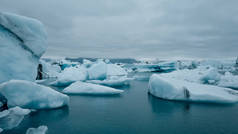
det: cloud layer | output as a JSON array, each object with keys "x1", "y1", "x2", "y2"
[{"x1": 1, "y1": 0, "x2": 238, "y2": 59}]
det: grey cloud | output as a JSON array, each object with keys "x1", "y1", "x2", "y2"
[{"x1": 0, "y1": 0, "x2": 238, "y2": 59}]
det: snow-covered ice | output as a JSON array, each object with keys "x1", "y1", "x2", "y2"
[
  {"x1": 0, "y1": 12, "x2": 47, "y2": 83},
  {"x1": 160, "y1": 66, "x2": 238, "y2": 89},
  {"x1": 0, "y1": 12, "x2": 47, "y2": 57},
  {"x1": 63, "y1": 81, "x2": 123, "y2": 95},
  {"x1": 0, "y1": 80, "x2": 69, "y2": 109},
  {"x1": 26, "y1": 125, "x2": 48, "y2": 134},
  {"x1": 148, "y1": 74, "x2": 238, "y2": 104},
  {"x1": 0, "y1": 107, "x2": 30, "y2": 131}
]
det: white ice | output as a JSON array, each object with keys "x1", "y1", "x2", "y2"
[
  {"x1": 0, "y1": 107, "x2": 30, "y2": 131},
  {"x1": 160, "y1": 66, "x2": 238, "y2": 89},
  {"x1": 87, "y1": 76, "x2": 131, "y2": 87},
  {"x1": 50, "y1": 66, "x2": 88, "y2": 87},
  {"x1": 106, "y1": 64, "x2": 128, "y2": 77},
  {"x1": 0, "y1": 12, "x2": 47, "y2": 83},
  {"x1": 0, "y1": 12, "x2": 47, "y2": 57},
  {"x1": 148, "y1": 74, "x2": 238, "y2": 104},
  {"x1": 0, "y1": 80, "x2": 69, "y2": 109},
  {"x1": 87, "y1": 60, "x2": 107, "y2": 80},
  {"x1": 63, "y1": 81, "x2": 123, "y2": 95},
  {"x1": 40, "y1": 60, "x2": 61, "y2": 79},
  {"x1": 26, "y1": 125, "x2": 48, "y2": 134}
]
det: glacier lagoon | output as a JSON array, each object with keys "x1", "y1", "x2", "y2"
[{"x1": 2, "y1": 72, "x2": 238, "y2": 134}]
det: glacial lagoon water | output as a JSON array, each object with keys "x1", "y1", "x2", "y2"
[{"x1": 3, "y1": 73, "x2": 238, "y2": 134}]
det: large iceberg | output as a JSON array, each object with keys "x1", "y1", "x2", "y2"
[
  {"x1": 26, "y1": 125, "x2": 48, "y2": 134},
  {"x1": 63, "y1": 81, "x2": 123, "y2": 95},
  {"x1": 148, "y1": 74, "x2": 238, "y2": 104},
  {"x1": 0, "y1": 12, "x2": 47, "y2": 83},
  {"x1": 0, "y1": 80, "x2": 69, "y2": 109},
  {"x1": 0, "y1": 107, "x2": 30, "y2": 131}
]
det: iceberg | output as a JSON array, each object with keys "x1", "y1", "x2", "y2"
[
  {"x1": 0, "y1": 107, "x2": 30, "y2": 131},
  {"x1": 87, "y1": 76, "x2": 131, "y2": 87},
  {"x1": 106, "y1": 64, "x2": 128, "y2": 77},
  {"x1": 160, "y1": 66, "x2": 238, "y2": 89},
  {"x1": 50, "y1": 66, "x2": 88, "y2": 87},
  {"x1": 0, "y1": 80, "x2": 69, "y2": 109},
  {"x1": 63, "y1": 81, "x2": 123, "y2": 95},
  {"x1": 26, "y1": 125, "x2": 48, "y2": 134},
  {"x1": 0, "y1": 12, "x2": 47, "y2": 83},
  {"x1": 39, "y1": 60, "x2": 61, "y2": 79},
  {"x1": 87, "y1": 60, "x2": 107, "y2": 80},
  {"x1": 148, "y1": 74, "x2": 238, "y2": 104}
]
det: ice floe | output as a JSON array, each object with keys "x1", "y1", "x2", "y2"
[
  {"x1": 63, "y1": 81, "x2": 123, "y2": 95},
  {"x1": 148, "y1": 74, "x2": 238, "y2": 104},
  {"x1": 0, "y1": 80, "x2": 69, "y2": 109}
]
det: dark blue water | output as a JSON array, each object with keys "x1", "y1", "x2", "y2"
[{"x1": 3, "y1": 77, "x2": 238, "y2": 134}]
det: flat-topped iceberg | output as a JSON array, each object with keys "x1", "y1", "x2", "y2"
[
  {"x1": 0, "y1": 80, "x2": 69, "y2": 109},
  {"x1": 160, "y1": 66, "x2": 238, "y2": 89},
  {"x1": 0, "y1": 107, "x2": 30, "y2": 131},
  {"x1": 26, "y1": 125, "x2": 48, "y2": 134},
  {"x1": 148, "y1": 74, "x2": 238, "y2": 104},
  {"x1": 87, "y1": 76, "x2": 131, "y2": 87},
  {"x1": 63, "y1": 81, "x2": 123, "y2": 95},
  {"x1": 0, "y1": 12, "x2": 47, "y2": 83}
]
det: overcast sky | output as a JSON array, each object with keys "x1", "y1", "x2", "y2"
[{"x1": 1, "y1": 0, "x2": 238, "y2": 59}]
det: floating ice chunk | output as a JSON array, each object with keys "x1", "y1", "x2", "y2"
[
  {"x1": 0, "y1": 80, "x2": 69, "y2": 109},
  {"x1": 0, "y1": 107, "x2": 30, "y2": 131},
  {"x1": 148, "y1": 74, "x2": 238, "y2": 104},
  {"x1": 87, "y1": 76, "x2": 131, "y2": 87},
  {"x1": 160, "y1": 66, "x2": 217, "y2": 84},
  {"x1": 88, "y1": 61, "x2": 107, "y2": 80},
  {"x1": 50, "y1": 66, "x2": 88, "y2": 87},
  {"x1": 107, "y1": 64, "x2": 128, "y2": 77},
  {"x1": 0, "y1": 12, "x2": 47, "y2": 57},
  {"x1": 63, "y1": 81, "x2": 123, "y2": 95},
  {"x1": 26, "y1": 125, "x2": 48, "y2": 134},
  {"x1": 0, "y1": 128, "x2": 2, "y2": 133},
  {"x1": 0, "y1": 12, "x2": 47, "y2": 83}
]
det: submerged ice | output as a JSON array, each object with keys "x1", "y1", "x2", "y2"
[{"x1": 0, "y1": 107, "x2": 30, "y2": 131}]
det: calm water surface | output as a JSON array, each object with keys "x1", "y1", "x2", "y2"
[{"x1": 3, "y1": 73, "x2": 238, "y2": 134}]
